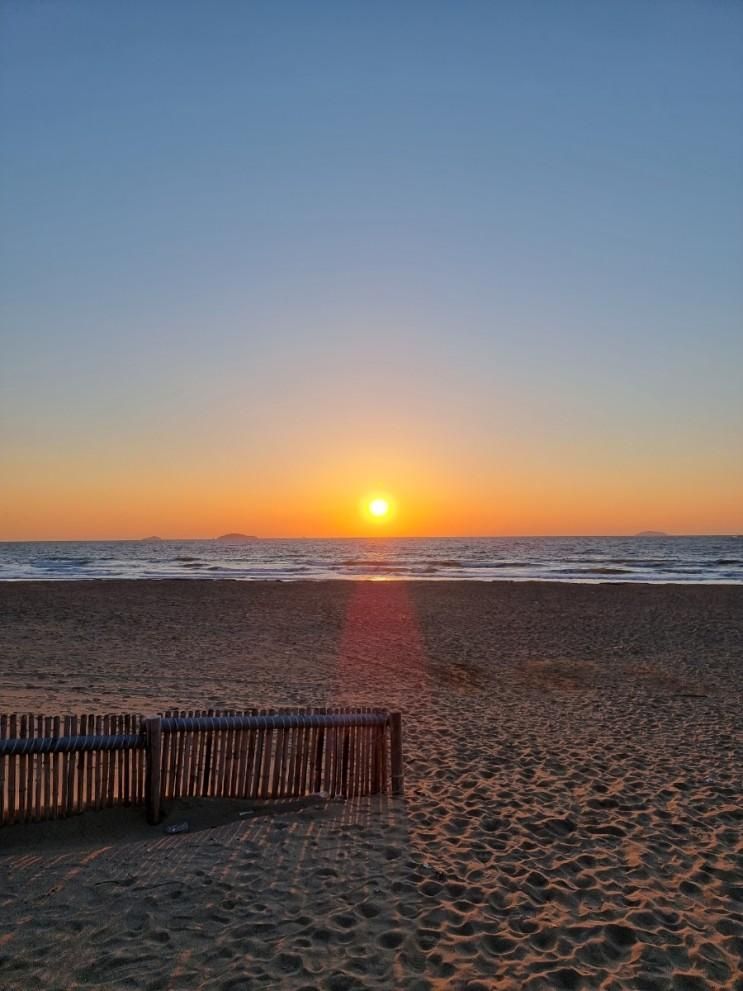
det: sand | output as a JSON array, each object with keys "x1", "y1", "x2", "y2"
[{"x1": 0, "y1": 579, "x2": 741, "y2": 990}]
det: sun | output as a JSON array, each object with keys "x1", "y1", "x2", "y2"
[
  {"x1": 369, "y1": 497, "x2": 390, "y2": 518},
  {"x1": 360, "y1": 492, "x2": 396, "y2": 525}
]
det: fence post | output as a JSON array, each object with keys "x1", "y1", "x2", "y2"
[
  {"x1": 145, "y1": 717, "x2": 162, "y2": 824},
  {"x1": 389, "y1": 711, "x2": 404, "y2": 796}
]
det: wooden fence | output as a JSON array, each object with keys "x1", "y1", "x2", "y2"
[{"x1": 0, "y1": 707, "x2": 403, "y2": 828}]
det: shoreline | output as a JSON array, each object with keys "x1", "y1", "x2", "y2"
[{"x1": 1, "y1": 575, "x2": 742, "y2": 585}]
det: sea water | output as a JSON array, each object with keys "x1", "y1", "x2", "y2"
[{"x1": 0, "y1": 536, "x2": 741, "y2": 583}]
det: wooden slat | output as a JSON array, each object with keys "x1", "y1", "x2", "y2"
[
  {"x1": 390, "y1": 711, "x2": 403, "y2": 795},
  {"x1": 28, "y1": 714, "x2": 37, "y2": 822},
  {"x1": 364, "y1": 709, "x2": 372, "y2": 796},
  {"x1": 221, "y1": 711, "x2": 232, "y2": 798},
  {"x1": 67, "y1": 714, "x2": 77, "y2": 814},
  {"x1": 0, "y1": 714, "x2": 7, "y2": 825},
  {"x1": 160, "y1": 713, "x2": 172, "y2": 801},
  {"x1": 181, "y1": 710, "x2": 192, "y2": 797},
  {"x1": 235, "y1": 724, "x2": 249, "y2": 799},
  {"x1": 18, "y1": 714, "x2": 28, "y2": 823},
  {"x1": 77, "y1": 714, "x2": 86, "y2": 812},
  {"x1": 188, "y1": 710, "x2": 200, "y2": 798},
  {"x1": 59, "y1": 715, "x2": 69, "y2": 816},
  {"x1": 84, "y1": 713, "x2": 93, "y2": 809},
  {"x1": 127, "y1": 713, "x2": 135, "y2": 804},
  {"x1": 88, "y1": 715, "x2": 103, "y2": 809},
  {"x1": 283, "y1": 717, "x2": 294, "y2": 798},
  {"x1": 44, "y1": 713, "x2": 52, "y2": 820},
  {"x1": 122, "y1": 713, "x2": 130, "y2": 804},
  {"x1": 174, "y1": 713, "x2": 188, "y2": 799},
  {"x1": 9, "y1": 712, "x2": 16, "y2": 824},
  {"x1": 342, "y1": 720, "x2": 351, "y2": 798},
  {"x1": 228, "y1": 713, "x2": 237, "y2": 796},
  {"x1": 333, "y1": 709, "x2": 343, "y2": 797},
  {"x1": 286, "y1": 718, "x2": 299, "y2": 798},
  {"x1": 223, "y1": 711, "x2": 234, "y2": 798},
  {"x1": 370, "y1": 711, "x2": 376, "y2": 795},
  {"x1": 363, "y1": 713, "x2": 370, "y2": 796},
  {"x1": 291, "y1": 716, "x2": 303, "y2": 797},
  {"x1": 105, "y1": 714, "x2": 113, "y2": 807},
  {"x1": 202, "y1": 709, "x2": 214, "y2": 797},
  {"x1": 293, "y1": 714, "x2": 304, "y2": 798},
  {"x1": 112, "y1": 714, "x2": 120, "y2": 805},
  {"x1": 298, "y1": 717, "x2": 310, "y2": 797},
  {"x1": 355, "y1": 710, "x2": 363, "y2": 797},
  {"x1": 314, "y1": 710, "x2": 325, "y2": 794},
  {"x1": 210, "y1": 708, "x2": 219, "y2": 798},
  {"x1": 28, "y1": 715, "x2": 37, "y2": 822},
  {"x1": 41, "y1": 715, "x2": 51, "y2": 818},
  {"x1": 66, "y1": 714, "x2": 74, "y2": 816},
  {"x1": 131, "y1": 713, "x2": 139, "y2": 804},
  {"x1": 245, "y1": 722, "x2": 258, "y2": 798},
  {"x1": 259, "y1": 709, "x2": 272, "y2": 799},
  {"x1": 302, "y1": 718, "x2": 314, "y2": 796},
  {"x1": 145, "y1": 717, "x2": 162, "y2": 824},
  {"x1": 354, "y1": 713, "x2": 361, "y2": 798},
  {"x1": 231, "y1": 721, "x2": 243, "y2": 798},
  {"x1": 270, "y1": 716, "x2": 285, "y2": 799},
  {"x1": 98, "y1": 715, "x2": 108, "y2": 809},
  {"x1": 373, "y1": 720, "x2": 381, "y2": 794},
  {"x1": 357, "y1": 717, "x2": 364, "y2": 797},
  {"x1": 324, "y1": 712, "x2": 335, "y2": 798}
]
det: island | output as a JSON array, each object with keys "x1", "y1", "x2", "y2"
[
  {"x1": 139, "y1": 536, "x2": 163, "y2": 542},
  {"x1": 633, "y1": 530, "x2": 669, "y2": 538},
  {"x1": 215, "y1": 533, "x2": 259, "y2": 543}
]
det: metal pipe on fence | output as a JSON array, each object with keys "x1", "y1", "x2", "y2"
[
  {"x1": 159, "y1": 712, "x2": 389, "y2": 733},
  {"x1": 0, "y1": 733, "x2": 145, "y2": 757}
]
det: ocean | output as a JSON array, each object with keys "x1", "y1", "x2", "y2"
[{"x1": 0, "y1": 536, "x2": 741, "y2": 583}]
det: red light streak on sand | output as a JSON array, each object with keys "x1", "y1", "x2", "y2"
[{"x1": 334, "y1": 581, "x2": 431, "y2": 705}]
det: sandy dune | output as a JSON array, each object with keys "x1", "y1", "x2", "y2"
[{"x1": 0, "y1": 580, "x2": 741, "y2": 989}]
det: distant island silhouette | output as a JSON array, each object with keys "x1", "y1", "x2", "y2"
[
  {"x1": 633, "y1": 530, "x2": 669, "y2": 538},
  {"x1": 215, "y1": 533, "x2": 259, "y2": 543},
  {"x1": 139, "y1": 536, "x2": 163, "y2": 542}
]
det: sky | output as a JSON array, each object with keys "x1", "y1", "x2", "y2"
[{"x1": 1, "y1": 0, "x2": 742, "y2": 539}]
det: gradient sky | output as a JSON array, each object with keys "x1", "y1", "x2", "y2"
[{"x1": 1, "y1": 0, "x2": 742, "y2": 539}]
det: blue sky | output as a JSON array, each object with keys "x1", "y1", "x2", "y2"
[{"x1": 1, "y1": 1, "x2": 742, "y2": 537}]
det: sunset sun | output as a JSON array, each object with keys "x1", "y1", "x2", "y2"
[
  {"x1": 369, "y1": 498, "x2": 390, "y2": 518},
  {"x1": 360, "y1": 493, "x2": 396, "y2": 525}
]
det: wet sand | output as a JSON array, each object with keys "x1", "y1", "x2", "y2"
[{"x1": 1, "y1": 579, "x2": 741, "y2": 990}]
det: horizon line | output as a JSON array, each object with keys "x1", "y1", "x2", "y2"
[{"x1": 2, "y1": 532, "x2": 741, "y2": 543}]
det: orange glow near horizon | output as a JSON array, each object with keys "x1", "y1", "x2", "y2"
[{"x1": 2, "y1": 434, "x2": 742, "y2": 540}]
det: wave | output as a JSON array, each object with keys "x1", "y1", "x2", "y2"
[
  {"x1": 586, "y1": 567, "x2": 632, "y2": 574},
  {"x1": 556, "y1": 566, "x2": 632, "y2": 575}
]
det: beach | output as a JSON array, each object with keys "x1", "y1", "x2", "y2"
[{"x1": 1, "y1": 579, "x2": 741, "y2": 990}]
